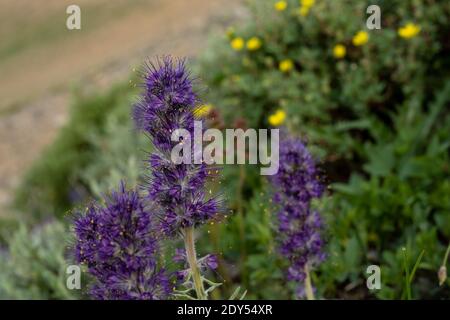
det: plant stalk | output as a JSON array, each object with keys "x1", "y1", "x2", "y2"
[
  {"x1": 442, "y1": 242, "x2": 450, "y2": 267},
  {"x1": 184, "y1": 226, "x2": 207, "y2": 300},
  {"x1": 304, "y1": 264, "x2": 315, "y2": 300},
  {"x1": 237, "y1": 165, "x2": 247, "y2": 286}
]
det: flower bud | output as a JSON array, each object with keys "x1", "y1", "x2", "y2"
[{"x1": 438, "y1": 265, "x2": 447, "y2": 286}]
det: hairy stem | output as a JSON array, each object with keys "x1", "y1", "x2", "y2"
[
  {"x1": 304, "y1": 265, "x2": 315, "y2": 300},
  {"x1": 184, "y1": 226, "x2": 207, "y2": 300}
]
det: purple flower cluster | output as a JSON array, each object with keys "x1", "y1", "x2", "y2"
[
  {"x1": 270, "y1": 135, "x2": 326, "y2": 295},
  {"x1": 133, "y1": 57, "x2": 223, "y2": 236},
  {"x1": 73, "y1": 183, "x2": 171, "y2": 300}
]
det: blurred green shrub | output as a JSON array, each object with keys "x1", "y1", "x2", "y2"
[
  {"x1": 15, "y1": 82, "x2": 143, "y2": 220},
  {"x1": 198, "y1": 0, "x2": 450, "y2": 298},
  {"x1": 322, "y1": 84, "x2": 450, "y2": 299},
  {"x1": 198, "y1": 0, "x2": 450, "y2": 157},
  {"x1": 0, "y1": 221, "x2": 80, "y2": 299}
]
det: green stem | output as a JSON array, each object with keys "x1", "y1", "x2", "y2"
[
  {"x1": 304, "y1": 264, "x2": 315, "y2": 300},
  {"x1": 402, "y1": 248, "x2": 412, "y2": 300},
  {"x1": 237, "y1": 165, "x2": 247, "y2": 286},
  {"x1": 210, "y1": 224, "x2": 232, "y2": 296},
  {"x1": 442, "y1": 242, "x2": 450, "y2": 267},
  {"x1": 184, "y1": 227, "x2": 207, "y2": 300}
]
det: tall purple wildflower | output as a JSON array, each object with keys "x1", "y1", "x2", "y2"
[
  {"x1": 133, "y1": 57, "x2": 223, "y2": 236},
  {"x1": 270, "y1": 135, "x2": 326, "y2": 297},
  {"x1": 73, "y1": 183, "x2": 171, "y2": 300}
]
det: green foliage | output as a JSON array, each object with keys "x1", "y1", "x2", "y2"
[
  {"x1": 196, "y1": 182, "x2": 287, "y2": 299},
  {"x1": 198, "y1": 0, "x2": 450, "y2": 299},
  {"x1": 0, "y1": 221, "x2": 80, "y2": 299},
  {"x1": 14, "y1": 82, "x2": 143, "y2": 220},
  {"x1": 323, "y1": 85, "x2": 450, "y2": 299},
  {"x1": 78, "y1": 103, "x2": 145, "y2": 200}
]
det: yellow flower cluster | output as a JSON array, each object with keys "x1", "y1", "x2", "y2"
[
  {"x1": 195, "y1": 104, "x2": 213, "y2": 118},
  {"x1": 268, "y1": 109, "x2": 286, "y2": 126},
  {"x1": 398, "y1": 23, "x2": 421, "y2": 39},
  {"x1": 274, "y1": 1, "x2": 287, "y2": 11},
  {"x1": 230, "y1": 4, "x2": 422, "y2": 84},
  {"x1": 352, "y1": 31, "x2": 369, "y2": 46},
  {"x1": 347, "y1": 23, "x2": 420, "y2": 49},
  {"x1": 333, "y1": 44, "x2": 346, "y2": 59},
  {"x1": 230, "y1": 36, "x2": 262, "y2": 51},
  {"x1": 279, "y1": 59, "x2": 294, "y2": 72},
  {"x1": 298, "y1": 0, "x2": 315, "y2": 16},
  {"x1": 246, "y1": 37, "x2": 262, "y2": 51}
]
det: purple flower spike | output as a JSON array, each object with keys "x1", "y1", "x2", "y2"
[
  {"x1": 73, "y1": 183, "x2": 172, "y2": 300},
  {"x1": 270, "y1": 135, "x2": 326, "y2": 298},
  {"x1": 133, "y1": 57, "x2": 225, "y2": 236}
]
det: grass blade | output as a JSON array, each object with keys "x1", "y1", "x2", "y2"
[{"x1": 409, "y1": 250, "x2": 425, "y2": 284}]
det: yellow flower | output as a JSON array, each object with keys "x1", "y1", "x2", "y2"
[
  {"x1": 352, "y1": 31, "x2": 369, "y2": 46},
  {"x1": 297, "y1": 0, "x2": 315, "y2": 16},
  {"x1": 195, "y1": 104, "x2": 213, "y2": 118},
  {"x1": 398, "y1": 23, "x2": 421, "y2": 39},
  {"x1": 230, "y1": 37, "x2": 244, "y2": 51},
  {"x1": 246, "y1": 37, "x2": 262, "y2": 51},
  {"x1": 279, "y1": 59, "x2": 294, "y2": 72},
  {"x1": 298, "y1": 6, "x2": 310, "y2": 16},
  {"x1": 274, "y1": 1, "x2": 287, "y2": 11},
  {"x1": 268, "y1": 109, "x2": 286, "y2": 126},
  {"x1": 300, "y1": 0, "x2": 315, "y2": 8},
  {"x1": 333, "y1": 44, "x2": 346, "y2": 59}
]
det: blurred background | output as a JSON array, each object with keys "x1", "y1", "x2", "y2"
[
  {"x1": 0, "y1": 0, "x2": 242, "y2": 217},
  {"x1": 0, "y1": 0, "x2": 449, "y2": 300}
]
